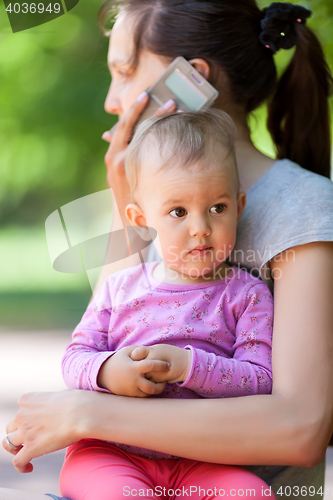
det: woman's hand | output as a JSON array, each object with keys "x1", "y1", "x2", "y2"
[
  {"x1": 102, "y1": 92, "x2": 176, "y2": 224},
  {"x1": 2, "y1": 390, "x2": 95, "y2": 474}
]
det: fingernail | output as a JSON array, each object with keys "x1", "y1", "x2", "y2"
[
  {"x1": 177, "y1": 109, "x2": 184, "y2": 113},
  {"x1": 102, "y1": 132, "x2": 111, "y2": 142},
  {"x1": 163, "y1": 99, "x2": 175, "y2": 110},
  {"x1": 137, "y1": 91, "x2": 148, "y2": 102}
]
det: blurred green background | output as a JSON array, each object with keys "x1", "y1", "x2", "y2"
[{"x1": 0, "y1": 0, "x2": 332, "y2": 330}]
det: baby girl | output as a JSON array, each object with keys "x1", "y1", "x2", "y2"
[{"x1": 60, "y1": 110, "x2": 275, "y2": 500}]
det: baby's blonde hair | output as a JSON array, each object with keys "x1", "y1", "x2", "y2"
[{"x1": 125, "y1": 109, "x2": 239, "y2": 198}]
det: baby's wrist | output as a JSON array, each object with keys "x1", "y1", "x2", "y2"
[
  {"x1": 97, "y1": 356, "x2": 114, "y2": 392},
  {"x1": 178, "y1": 348, "x2": 192, "y2": 383}
]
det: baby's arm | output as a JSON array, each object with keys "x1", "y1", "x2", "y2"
[
  {"x1": 134, "y1": 282, "x2": 273, "y2": 398},
  {"x1": 178, "y1": 282, "x2": 273, "y2": 397},
  {"x1": 62, "y1": 281, "x2": 169, "y2": 397}
]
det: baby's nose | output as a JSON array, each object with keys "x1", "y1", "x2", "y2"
[{"x1": 189, "y1": 217, "x2": 212, "y2": 238}]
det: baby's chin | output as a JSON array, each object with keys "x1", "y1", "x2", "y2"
[{"x1": 165, "y1": 262, "x2": 229, "y2": 283}]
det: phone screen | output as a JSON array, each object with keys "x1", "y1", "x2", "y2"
[{"x1": 164, "y1": 68, "x2": 207, "y2": 110}]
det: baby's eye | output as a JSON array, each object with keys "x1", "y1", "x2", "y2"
[
  {"x1": 210, "y1": 204, "x2": 226, "y2": 214},
  {"x1": 169, "y1": 207, "x2": 187, "y2": 218}
]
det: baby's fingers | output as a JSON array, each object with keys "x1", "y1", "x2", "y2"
[
  {"x1": 131, "y1": 345, "x2": 149, "y2": 361},
  {"x1": 138, "y1": 358, "x2": 170, "y2": 374},
  {"x1": 137, "y1": 377, "x2": 166, "y2": 396}
]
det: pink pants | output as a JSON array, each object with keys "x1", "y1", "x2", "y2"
[{"x1": 60, "y1": 440, "x2": 275, "y2": 500}]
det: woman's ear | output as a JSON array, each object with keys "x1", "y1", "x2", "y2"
[
  {"x1": 188, "y1": 58, "x2": 210, "y2": 80},
  {"x1": 236, "y1": 192, "x2": 246, "y2": 222},
  {"x1": 125, "y1": 203, "x2": 152, "y2": 241}
]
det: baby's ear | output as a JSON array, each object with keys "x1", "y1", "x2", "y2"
[
  {"x1": 236, "y1": 192, "x2": 246, "y2": 222},
  {"x1": 125, "y1": 203, "x2": 152, "y2": 241}
]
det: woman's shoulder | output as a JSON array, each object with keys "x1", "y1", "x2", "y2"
[
  {"x1": 249, "y1": 158, "x2": 333, "y2": 199},
  {"x1": 242, "y1": 158, "x2": 333, "y2": 233},
  {"x1": 230, "y1": 159, "x2": 333, "y2": 284}
]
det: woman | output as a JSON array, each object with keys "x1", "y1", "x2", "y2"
[{"x1": 2, "y1": 1, "x2": 333, "y2": 499}]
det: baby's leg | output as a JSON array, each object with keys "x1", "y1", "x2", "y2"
[
  {"x1": 171, "y1": 460, "x2": 276, "y2": 500},
  {"x1": 59, "y1": 440, "x2": 160, "y2": 500}
]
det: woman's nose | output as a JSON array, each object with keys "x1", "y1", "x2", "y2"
[
  {"x1": 104, "y1": 83, "x2": 122, "y2": 116},
  {"x1": 189, "y1": 217, "x2": 212, "y2": 238}
]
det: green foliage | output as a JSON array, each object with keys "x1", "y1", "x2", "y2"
[{"x1": 0, "y1": 0, "x2": 113, "y2": 226}]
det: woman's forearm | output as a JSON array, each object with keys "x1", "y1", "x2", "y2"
[{"x1": 80, "y1": 390, "x2": 324, "y2": 467}]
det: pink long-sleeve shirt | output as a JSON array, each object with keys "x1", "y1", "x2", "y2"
[{"x1": 62, "y1": 262, "x2": 273, "y2": 458}]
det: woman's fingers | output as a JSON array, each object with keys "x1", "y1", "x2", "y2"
[
  {"x1": 153, "y1": 99, "x2": 177, "y2": 118},
  {"x1": 111, "y1": 91, "x2": 149, "y2": 149},
  {"x1": 104, "y1": 91, "x2": 148, "y2": 189},
  {"x1": 102, "y1": 129, "x2": 114, "y2": 143},
  {"x1": 103, "y1": 94, "x2": 176, "y2": 150},
  {"x1": 3, "y1": 390, "x2": 88, "y2": 473},
  {"x1": 2, "y1": 434, "x2": 22, "y2": 457},
  {"x1": 5, "y1": 419, "x2": 17, "y2": 435},
  {"x1": 12, "y1": 447, "x2": 34, "y2": 474},
  {"x1": 105, "y1": 147, "x2": 128, "y2": 183}
]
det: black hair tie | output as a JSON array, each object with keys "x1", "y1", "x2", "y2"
[{"x1": 259, "y1": 2, "x2": 312, "y2": 54}]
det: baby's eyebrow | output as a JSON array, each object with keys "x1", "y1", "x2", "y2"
[
  {"x1": 161, "y1": 199, "x2": 183, "y2": 207},
  {"x1": 213, "y1": 193, "x2": 232, "y2": 200},
  {"x1": 161, "y1": 193, "x2": 232, "y2": 207}
]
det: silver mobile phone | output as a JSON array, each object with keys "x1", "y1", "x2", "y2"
[
  {"x1": 138, "y1": 56, "x2": 219, "y2": 124},
  {"x1": 109, "y1": 57, "x2": 219, "y2": 139}
]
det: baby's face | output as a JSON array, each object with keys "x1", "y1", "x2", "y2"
[{"x1": 134, "y1": 148, "x2": 245, "y2": 280}]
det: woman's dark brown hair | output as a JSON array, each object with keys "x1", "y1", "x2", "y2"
[{"x1": 99, "y1": 0, "x2": 332, "y2": 178}]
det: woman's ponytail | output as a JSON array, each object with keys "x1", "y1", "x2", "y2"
[{"x1": 264, "y1": 11, "x2": 333, "y2": 178}]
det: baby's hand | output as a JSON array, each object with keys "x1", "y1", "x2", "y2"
[
  {"x1": 97, "y1": 345, "x2": 171, "y2": 397},
  {"x1": 130, "y1": 345, "x2": 192, "y2": 384}
]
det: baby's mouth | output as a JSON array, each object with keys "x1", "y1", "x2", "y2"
[{"x1": 188, "y1": 245, "x2": 213, "y2": 256}]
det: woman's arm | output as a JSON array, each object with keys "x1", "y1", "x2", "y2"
[{"x1": 4, "y1": 243, "x2": 333, "y2": 473}]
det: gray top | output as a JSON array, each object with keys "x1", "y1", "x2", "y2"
[
  {"x1": 147, "y1": 158, "x2": 333, "y2": 498},
  {"x1": 229, "y1": 158, "x2": 333, "y2": 289}
]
